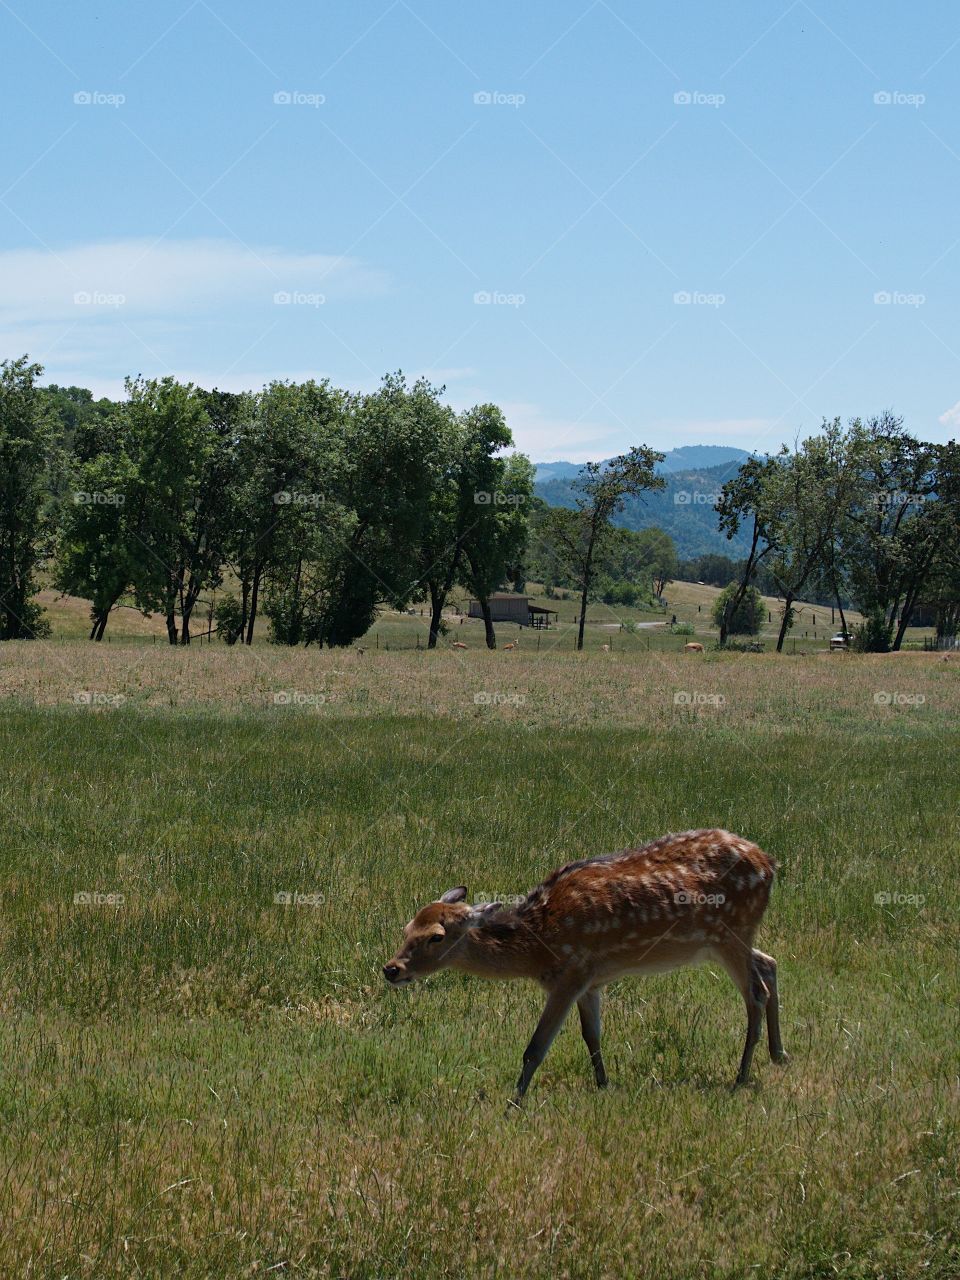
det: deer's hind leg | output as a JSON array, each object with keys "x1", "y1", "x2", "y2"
[
  {"x1": 714, "y1": 939, "x2": 769, "y2": 1086},
  {"x1": 751, "y1": 948, "x2": 786, "y2": 1063},
  {"x1": 577, "y1": 988, "x2": 608, "y2": 1088}
]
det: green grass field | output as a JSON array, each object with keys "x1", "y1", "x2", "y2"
[{"x1": 1, "y1": 641, "x2": 957, "y2": 1278}]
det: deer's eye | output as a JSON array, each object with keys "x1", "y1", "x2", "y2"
[{"x1": 429, "y1": 934, "x2": 444, "y2": 945}]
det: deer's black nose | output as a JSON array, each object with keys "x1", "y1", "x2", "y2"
[{"x1": 383, "y1": 964, "x2": 400, "y2": 982}]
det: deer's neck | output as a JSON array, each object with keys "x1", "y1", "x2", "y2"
[{"x1": 449, "y1": 920, "x2": 545, "y2": 981}]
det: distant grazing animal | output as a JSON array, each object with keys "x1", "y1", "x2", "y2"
[
  {"x1": 384, "y1": 828, "x2": 785, "y2": 1106},
  {"x1": 503, "y1": 637, "x2": 520, "y2": 651},
  {"x1": 684, "y1": 642, "x2": 705, "y2": 653},
  {"x1": 601, "y1": 643, "x2": 610, "y2": 652}
]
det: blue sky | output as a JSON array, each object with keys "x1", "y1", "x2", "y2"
[{"x1": 2, "y1": 0, "x2": 959, "y2": 459}]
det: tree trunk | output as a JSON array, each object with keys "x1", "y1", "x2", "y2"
[
  {"x1": 180, "y1": 581, "x2": 203, "y2": 645},
  {"x1": 165, "y1": 610, "x2": 178, "y2": 645},
  {"x1": 720, "y1": 519, "x2": 765, "y2": 647},
  {"x1": 91, "y1": 609, "x2": 110, "y2": 641},
  {"x1": 577, "y1": 582, "x2": 589, "y2": 651},
  {"x1": 577, "y1": 533, "x2": 597, "y2": 652},
  {"x1": 775, "y1": 593, "x2": 795, "y2": 653},
  {"x1": 428, "y1": 583, "x2": 444, "y2": 649},
  {"x1": 240, "y1": 574, "x2": 250, "y2": 640},
  {"x1": 480, "y1": 597, "x2": 496, "y2": 649},
  {"x1": 245, "y1": 567, "x2": 261, "y2": 645},
  {"x1": 831, "y1": 572, "x2": 847, "y2": 639},
  {"x1": 892, "y1": 582, "x2": 920, "y2": 651}
]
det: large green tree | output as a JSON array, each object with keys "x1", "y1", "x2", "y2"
[
  {"x1": 228, "y1": 380, "x2": 345, "y2": 645},
  {"x1": 0, "y1": 357, "x2": 55, "y2": 639},
  {"x1": 715, "y1": 453, "x2": 786, "y2": 647},
  {"x1": 839, "y1": 413, "x2": 938, "y2": 651},
  {"x1": 121, "y1": 377, "x2": 213, "y2": 644},
  {"x1": 540, "y1": 448, "x2": 665, "y2": 650},
  {"x1": 766, "y1": 421, "x2": 861, "y2": 651},
  {"x1": 458, "y1": 419, "x2": 534, "y2": 650},
  {"x1": 54, "y1": 403, "x2": 143, "y2": 640}
]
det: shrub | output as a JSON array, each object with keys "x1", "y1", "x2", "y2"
[
  {"x1": 670, "y1": 621, "x2": 695, "y2": 636},
  {"x1": 851, "y1": 608, "x2": 893, "y2": 653},
  {"x1": 214, "y1": 594, "x2": 245, "y2": 645},
  {"x1": 712, "y1": 583, "x2": 765, "y2": 636},
  {"x1": 601, "y1": 580, "x2": 642, "y2": 607}
]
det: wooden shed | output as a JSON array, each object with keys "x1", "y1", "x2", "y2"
[
  {"x1": 466, "y1": 594, "x2": 559, "y2": 629},
  {"x1": 468, "y1": 593, "x2": 531, "y2": 624}
]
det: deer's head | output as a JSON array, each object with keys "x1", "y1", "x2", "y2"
[{"x1": 383, "y1": 887, "x2": 501, "y2": 985}]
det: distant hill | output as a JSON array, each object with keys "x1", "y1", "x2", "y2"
[
  {"x1": 533, "y1": 445, "x2": 751, "y2": 485},
  {"x1": 532, "y1": 460, "x2": 587, "y2": 484},
  {"x1": 533, "y1": 453, "x2": 753, "y2": 558},
  {"x1": 658, "y1": 444, "x2": 752, "y2": 473}
]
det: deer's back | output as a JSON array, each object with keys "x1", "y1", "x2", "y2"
[{"x1": 517, "y1": 828, "x2": 775, "y2": 945}]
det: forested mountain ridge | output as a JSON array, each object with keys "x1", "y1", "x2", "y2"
[{"x1": 534, "y1": 459, "x2": 752, "y2": 557}]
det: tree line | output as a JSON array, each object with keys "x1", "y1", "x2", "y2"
[
  {"x1": 1, "y1": 356, "x2": 534, "y2": 648},
  {"x1": 2, "y1": 353, "x2": 957, "y2": 652},
  {"x1": 714, "y1": 414, "x2": 960, "y2": 650}
]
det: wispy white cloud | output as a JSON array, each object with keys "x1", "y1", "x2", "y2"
[
  {"x1": 498, "y1": 401, "x2": 618, "y2": 461},
  {"x1": 496, "y1": 406, "x2": 784, "y2": 461},
  {"x1": 0, "y1": 237, "x2": 387, "y2": 324},
  {"x1": 938, "y1": 400, "x2": 960, "y2": 430},
  {"x1": 647, "y1": 416, "x2": 782, "y2": 448}
]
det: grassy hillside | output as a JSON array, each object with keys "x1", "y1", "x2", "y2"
[
  {"x1": 0, "y1": 643, "x2": 957, "y2": 1277},
  {"x1": 33, "y1": 577, "x2": 897, "y2": 654}
]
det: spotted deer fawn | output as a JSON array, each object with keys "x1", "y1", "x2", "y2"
[{"x1": 384, "y1": 828, "x2": 785, "y2": 1105}]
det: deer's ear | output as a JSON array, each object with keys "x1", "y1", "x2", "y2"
[{"x1": 440, "y1": 886, "x2": 468, "y2": 904}]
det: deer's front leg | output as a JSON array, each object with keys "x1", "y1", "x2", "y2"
[{"x1": 510, "y1": 983, "x2": 584, "y2": 1107}]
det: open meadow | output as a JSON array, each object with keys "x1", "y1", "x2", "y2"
[{"x1": 0, "y1": 639, "x2": 957, "y2": 1278}]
